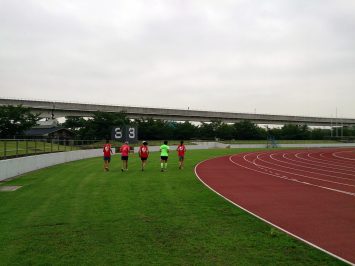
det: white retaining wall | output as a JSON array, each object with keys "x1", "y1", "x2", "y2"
[
  {"x1": 2, "y1": 142, "x2": 355, "y2": 182},
  {"x1": 134, "y1": 142, "x2": 355, "y2": 152},
  {"x1": 230, "y1": 143, "x2": 355, "y2": 149},
  {"x1": 0, "y1": 148, "x2": 115, "y2": 182}
]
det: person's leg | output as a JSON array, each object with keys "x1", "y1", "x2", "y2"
[
  {"x1": 160, "y1": 158, "x2": 164, "y2": 171},
  {"x1": 164, "y1": 159, "x2": 168, "y2": 170},
  {"x1": 143, "y1": 159, "x2": 147, "y2": 171},
  {"x1": 107, "y1": 158, "x2": 110, "y2": 171}
]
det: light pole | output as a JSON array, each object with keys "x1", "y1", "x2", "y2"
[{"x1": 335, "y1": 107, "x2": 338, "y2": 137}]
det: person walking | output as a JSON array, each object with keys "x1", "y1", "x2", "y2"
[
  {"x1": 120, "y1": 141, "x2": 130, "y2": 172},
  {"x1": 103, "y1": 139, "x2": 113, "y2": 171},
  {"x1": 177, "y1": 140, "x2": 186, "y2": 169},
  {"x1": 160, "y1": 140, "x2": 169, "y2": 172},
  {"x1": 138, "y1": 141, "x2": 149, "y2": 171}
]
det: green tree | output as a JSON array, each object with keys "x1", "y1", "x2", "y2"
[
  {"x1": 173, "y1": 121, "x2": 198, "y2": 140},
  {"x1": 62, "y1": 117, "x2": 88, "y2": 130},
  {"x1": 215, "y1": 122, "x2": 235, "y2": 140},
  {"x1": 280, "y1": 124, "x2": 310, "y2": 140},
  {"x1": 198, "y1": 122, "x2": 215, "y2": 140},
  {"x1": 0, "y1": 105, "x2": 40, "y2": 138},
  {"x1": 137, "y1": 119, "x2": 174, "y2": 140},
  {"x1": 234, "y1": 120, "x2": 266, "y2": 140},
  {"x1": 310, "y1": 128, "x2": 330, "y2": 140},
  {"x1": 78, "y1": 111, "x2": 130, "y2": 139},
  {"x1": 61, "y1": 117, "x2": 88, "y2": 138}
]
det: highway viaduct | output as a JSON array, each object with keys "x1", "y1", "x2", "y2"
[{"x1": 1, "y1": 98, "x2": 355, "y2": 127}]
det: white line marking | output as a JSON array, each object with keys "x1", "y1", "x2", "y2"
[
  {"x1": 295, "y1": 152, "x2": 355, "y2": 169},
  {"x1": 281, "y1": 153, "x2": 355, "y2": 173},
  {"x1": 305, "y1": 151, "x2": 355, "y2": 169},
  {"x1": 194, "y1": 157, "x2": 354, "y2": 265},
  {"x1": 333, "y1": 151, "x2": 355, "y2": 161},
  {"x1": 234, "y1": 154, "x2": 355, "y2": 196},
  {"x1": 263, "y1": 154, "x2": 355, "y2": 183}
]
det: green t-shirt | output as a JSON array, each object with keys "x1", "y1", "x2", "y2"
[{"x1": 160, "y1": 144, "x2": 169, "y2": 156}]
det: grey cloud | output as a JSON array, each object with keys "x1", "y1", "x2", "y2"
[{"x1": 0, "y1": 0, "x2": 354, "y2": 117}]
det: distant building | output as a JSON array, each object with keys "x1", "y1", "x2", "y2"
[{"x1": 24, "y1": 119, "x2": 74, "y2": 139}]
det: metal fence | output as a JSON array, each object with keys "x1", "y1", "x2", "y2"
[{"x1": 0, "y1": 139, "x2": 111, "y2": 160}]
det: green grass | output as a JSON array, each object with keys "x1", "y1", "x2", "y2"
[
  {"x1": 0, "y1": 149, "x2": 345, "y2": 265},
  {"x1": 0, "y1": 140, "x2": 76, "y2": 158}
]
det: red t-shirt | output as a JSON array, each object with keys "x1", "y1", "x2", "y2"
[
  {"x1": 177, "y1": 144, "x2": 186, "y2": 157},
  {"x1": 120, "y1": 144, "x2": 130, "y2": 156},
  {"x1": 139, "y1": 145, "x2": 149, "y2": 158},
  {"x1": 103, "y1": 144, "x2": 112, "y2": 157}
]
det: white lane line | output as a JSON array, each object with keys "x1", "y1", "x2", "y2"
[
  {"x1": 295, "y1": 152, "x2": 355, "y2": 169},
  {"x1": 282, "y1": 153, "x2": 355, "y2": 173},
  {"x1": 194, "y1": 158, "x2": 354, "y2": 265},
  {"x1": 267, "y1": 153, "x2": 355, "y2": 181},
  {"x1": 251, "y1": 153, "x2": 355, "y2": 188},
  {"x1": 333, "y1": 151, "x2": 355, "y2": 161},
  {"x1": 307, "y1": 151, "x2": 355, "y2": 168},
  {"x1": 238, "y1": 154, "x2": 355, "y2": 196}
]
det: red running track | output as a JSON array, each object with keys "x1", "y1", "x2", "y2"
[{"x1": 195, "y1": 148, "x2": 355, "y2": 264}]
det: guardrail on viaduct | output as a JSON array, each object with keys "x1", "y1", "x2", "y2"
[{"x1": 1, "y1": 98, "x2": 355, "y2": 126}]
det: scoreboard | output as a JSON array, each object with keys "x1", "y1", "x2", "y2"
[{"x1": 111, "y1": 125, "x2": 138, "y2": 143}]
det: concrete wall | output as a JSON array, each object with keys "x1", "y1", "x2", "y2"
[
  {"x1": 2, "y1": 142, "x2": 355, "y2": 182},
  {"x1": 0, "y1": 148, "x2": 115, "y2": 182},
  {"x1": 134, "y1": 142, "x2": 355, "y2": 153},
  {"x1": 230, "y1": 143, "x2": 355, "y2": 149}
]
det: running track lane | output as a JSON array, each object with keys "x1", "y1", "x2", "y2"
[{"x1": 195, "y1": 148, "x2": 355, "y2": 265}]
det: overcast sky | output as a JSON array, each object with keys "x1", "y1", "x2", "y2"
[{"x1": 0, "y1": 0, "x2": 354, "y2": 118}]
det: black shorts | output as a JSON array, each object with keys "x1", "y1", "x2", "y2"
[
  {"x1": 141, "y1": 157, "x2": 148, "y2": 161},
  {"x1": 121, "y1": 156, "x2": 128, "y2": 161},
  {"x1": 179, "y1": 156, "x2": 184, "y2": 161},
  {"x1": 160, "y1": 156, "x2": 168, "y2": 161},
  {"x1": 104, "y1": 156, "x2": 111, "y2": 162}
]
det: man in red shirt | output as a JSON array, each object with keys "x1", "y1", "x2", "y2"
[
  {"x1": 103, "y1": 139, "x2": 113, "y2": 171},
  {"x1": 120, "y1": 141, "x2": 130, "y2": 172},
  {"x1": 177, "y1": 140, "x2": 186, "y2": 169},
  {"x1": 138, "y1": 141, "x2": 149, "y2": 171}
]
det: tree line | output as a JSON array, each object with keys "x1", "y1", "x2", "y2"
[
  {"x1": 1, "y1": 105, "x2": 355, "y2": 140},
  {"x1": 63, "y1": 112, "x2": 354, "y2": 141}
]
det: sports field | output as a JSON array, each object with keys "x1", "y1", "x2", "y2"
[
  {"x1": 0, "y1": 140, "x2": 77, "y2": 158},
  {"x1": 0, "y1": 149, "x2": 346, "y2": 265}
]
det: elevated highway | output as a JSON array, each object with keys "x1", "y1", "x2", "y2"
[{"x1": 1, "y1": 98, "x2": 354, "y2": 126}]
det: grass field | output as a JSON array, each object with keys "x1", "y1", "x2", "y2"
[
  {"x1": 0, "y1": 149, "x2": 345, "y2": 265},
  {"x1": 0, "y1": 140, "x2": 76, "y2": 158}
]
